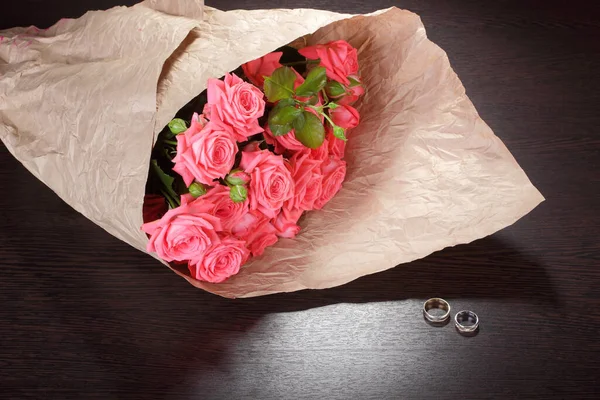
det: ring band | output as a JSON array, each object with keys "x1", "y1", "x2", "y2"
[
  {"x1": 423, "y1": 298, "x2": 451, "y2": 323},
  {"x1": 454, "y1": 310, "x2": 479, "y2": 333}
]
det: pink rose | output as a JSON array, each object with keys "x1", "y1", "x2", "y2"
[
  {"x1": 263, "y1": 125, "x2": 305, "y2": 154},
  {"x1": 231, "y1": 210, "x2": 278, "y2": 257},
  {"x1": 309, "y1": 137, "x2": 329, "y2": 162},
  {"x1": 172, "y1": 121, "x2": 237, "y2": 186},
  {"x1": 299, "y1": 40, "x2": 358, "y2": 85},
  {"x1": 314, "y1": 156, "x2": 347, "y2": 210},
  {"x1": 141, "y1": 195, "x2": 222, "y2": 262},
  {"x1": 243, "y1": 216, "x2": 278, "y2": 257},
  {"x1": 337, "y1": 76, "x2": 365, "y2": 105},
  {"x1": 202, "y1": 185, "x2": 249, "y2": 231},
  {"x1": 240, "y1": 149, "x2": 295, "y2": 218},
  {"x1": 243, "y1": 141, "x2": 262, "y2": 153},
  {"x1": 188, "y1": 236, "x2": 250, "y2": 283},
  {"x1": 272, "y1": 207, "x2": 303, "y2": 239},
  {"x1": 286, "y1": 149, "x2": 323, "y2": 211},
  {"x1": 248, "y1": 230, "x2": 278, "y2": 257},
  {"x1": 232, "y1": 209, "x2": 268, "y2": 239},
  {"x1": 204, "y1": 73, "x2": 266, "y2": 141},
  {"x1": 326, "y1": 126, "x2": 346, "y2": 158},
  {"x1": 242, "y1": 51, "x2": 283, "y2": 88},
  {"x1": 330, "y1": 104, "x2": 360, "y2": 129}
]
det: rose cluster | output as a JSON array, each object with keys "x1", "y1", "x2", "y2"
[{"x1": 142, "y1": 40, "x2": 364, "y2": 283}]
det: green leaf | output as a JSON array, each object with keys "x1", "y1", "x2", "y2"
[
  {"x1": 271, "y1": 105, "x2": 302, "y2": 125},
  {"x1": 295, "y1": 66, "x2": 327, "y2": 97},
  {"x1": 151, "y1": 160, "x2": 180, "y2": 207},
  {"x1": 294, "y1": 111, "x2": 325, "y2": 149},
  {"x1": 332, "y1": 126, "x2": 347, "y2": 141},
  {"x1": 229, "y1": 185, "x2": 248, "y2": 203},
  {"x1": 292, "y1": 111, "x2": 306, "y2": 132},
  {"x1": 268, "y1": 99, "x2": 299, "y2": 136},
  {"x1": 325, "y1": 81, "x2": 346, "y2": 98},
  {"x1": 328, "y1": 102, "x2": 340, "y2": 110},
  {"x1": 263, "y1": 66, "x2": 297, "y2": 102},
  {"x1": 188, "y1": 182, "x2": 207, "y2": 198},
  {"x1": 168, "y1": 118, "x2": 187, "y2": 135},
  {"x1": 348, "y1": 77, "x2": 361, "y2": 87}
]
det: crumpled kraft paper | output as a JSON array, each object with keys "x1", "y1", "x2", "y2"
[{"x1": 0, "y1": 1, "x2": 544, "y2": 298}]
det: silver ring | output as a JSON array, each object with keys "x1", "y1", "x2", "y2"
[
  {"x1": 454, "y1": 310, "x2": 479, "y2": 333},
  {"x1": 423, "y1": 298, "x2": 451, "y2": 323}
]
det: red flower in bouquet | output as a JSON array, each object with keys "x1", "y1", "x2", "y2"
[
  {"x1": 337, "y1": 75, "x2": 365, "y2": 105},
  {"x1": 232, "y1": 210, "x2": 279, "y2": 257},
  {"x1": 326, "y1": 127, "x2": 346, "y2": 158},
  {"x1": 142, "y1": 194, "x2": 168, "y2": 223},
  {"x1": 242, "y1": 51, "x2": 283, "y2": 88},
  {"x1": 330, "y1": 104, "x2": 360, "y2": 129},
  {"x1": 314, "y1": 155, "x2": 347, "y2": 210},
  {"x1": 145, "y1": 40, "x2": 364, "y2": 284},
  {"x1": 198, "y1": 185, "x2": 249, "y2": 231},
  {"x1": 272, "y1": 207, "x2": 302, "y2": 239},
  {"x1": 172, "y1": 120, "x2": 238, "y2": 186},
  {"x1": 263, "y1": 125, "x2": 305, "y2": 154},
  {"x1": 141, "y1": 196, "x2": 222, "y2": 262},
  {"x1": 188, "y1": 236, "x2": 250, "y2": 283},
  {"x1": 205, "y1": 73, "x2": 265, "y2": 141},
  {"x1": 299, "y1": 40, "x2": 358, "y2": 85},
  {"x1": 286, "y1": 148, "x2": 323, "y2": 212},
  {"x1": 240, "y1": 149, "x2": 295, "y2": 219}
]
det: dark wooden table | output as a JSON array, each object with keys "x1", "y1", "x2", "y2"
[{"x1": 2, "y1": 1, "x2": 600, "y2": 398}]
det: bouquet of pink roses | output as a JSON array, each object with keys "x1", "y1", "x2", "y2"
[{"x1": 142, "y1": 41, "x2": 365, "y2": 283}]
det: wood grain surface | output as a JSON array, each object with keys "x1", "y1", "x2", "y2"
[{"x1": 1, "y1": 1, "x2": 600, "y2": 399}]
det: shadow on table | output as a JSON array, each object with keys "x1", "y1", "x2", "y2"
[{"x1": 236, "y1": 235, "x2": 557, "y2": 312}]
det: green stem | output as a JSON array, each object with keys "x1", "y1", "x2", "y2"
[
  {"x1": 307, "y1": 105, "x2": 325, "y2": 114},
  {"x1": 320, "y1": 109, "x2": 336, "y2": 128},
  {"x1": 164, "y1": 139, "x2": 178, "y2": 146},
  {"x1": 160, "y1": 188, "x2": 179, "y2": 209},
  {"x1": 321, "y1": 88, "x2": 329, "y2": 104},
  {"x1": 281, "y1": 59, "x2": 320, "y2": 67}
]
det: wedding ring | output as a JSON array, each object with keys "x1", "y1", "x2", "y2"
[
  {"x1": 454, "y1": 310, "x2": 479, "y2": 334},
  {"x1": 422, "y1": 298, "x2": 451, "y2": 323}
]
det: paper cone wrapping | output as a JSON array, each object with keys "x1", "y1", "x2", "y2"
[{"x1": 0, "y1": 2, "x2": 544, "y2": 297}]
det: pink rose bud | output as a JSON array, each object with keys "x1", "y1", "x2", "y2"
[
  {"x1": 242, "y1": 51, "x2": 283, "y2": 88},
  {"x1": 229, "y1": 185, "x2": 248, "y2": 203},
  {"x1": 329, "y1": 104, "x2": 360, "y2": 130},
  {"x1": 188, "y1": 182, "x2": 207, "y2": 198},
  {"x1": 263, "y1": 125, "x2": 305, "y2": 154},
  {"x1": 338, "y1": 76, "x2": 365, "y2": 106},
  {"x1": 299, "y1": 40, "x2": 358, "y2": 86},
  {"x1": 168, "y1": 118, "x2": 187, "y2": 134},
  {"x1": 225, "y1": 169, "x2": 251, "y2": 186}
]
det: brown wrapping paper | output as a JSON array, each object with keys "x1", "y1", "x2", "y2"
[{"x1": 0, "y1": 3, "x2": 544, "y2": 298}]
